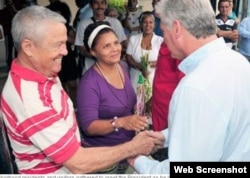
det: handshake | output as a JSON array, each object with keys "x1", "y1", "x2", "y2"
[{"x1": 127, "y1": 130, "x2": 166, "y2": 164}]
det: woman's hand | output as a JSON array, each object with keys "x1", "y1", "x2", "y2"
[
  {"x1": 142, "y1": 69, "x2": 150, "y2": 78},
  {"x1": 126, "y1": 54, "x2": 142, "y2": 71},
  {"x1": 149, "y1": 61, "x2": 157, "y2": 68},
  {"x1": 116, "y1": 115, "x2": 149, "y2": 132}
]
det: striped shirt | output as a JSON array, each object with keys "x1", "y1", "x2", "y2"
[
  {"x1": 0, "y1": 59, "x2": 81, "y2": 174},
  {"x1": 215, "y1": 14, "x2": 237, "y2": 43}
]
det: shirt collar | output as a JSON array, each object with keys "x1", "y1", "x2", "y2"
[
  {"x1": 10, "y1": 59, "x2": 58, "y2": 84},
  {"x1": 179, "y1": 37, "x2": 227, "y2": 74}
]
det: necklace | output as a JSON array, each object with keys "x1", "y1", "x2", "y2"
[{"x1": 96, "y1": 62, "x2": 129, "y2": 108}]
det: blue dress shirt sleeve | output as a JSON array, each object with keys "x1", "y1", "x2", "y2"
[{"x1": 134, "y1": 156, "x2": 169, "y2": 174}]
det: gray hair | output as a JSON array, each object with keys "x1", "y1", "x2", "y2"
[
  {"x1": 156, "y1": 0, "x2": 217, "y2": 39},
  {"x1": 11, "y1": 5, "x2": 66, "y2": 51}
]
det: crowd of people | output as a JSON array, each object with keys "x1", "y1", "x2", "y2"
[{"x1": 0, "y1": 0, "x2": 250, "y2": 175}]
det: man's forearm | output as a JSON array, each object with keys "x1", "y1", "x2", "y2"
[
  {"x1": 217, "y1": 29, "x2": 238, "y2": 41},
  {"x1": 64, "y1": 143, "x2": 139, "y2": 173},
  {"x1": 64, "y1": 132, "x2": 155, "y2": 174}
]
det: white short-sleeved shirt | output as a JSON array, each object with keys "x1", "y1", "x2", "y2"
[
  {"x1": 126, "y1": 33, "x2": 163, "y2": 91},
  {"x1": 122, "y1": 8, "x2": 143, "y2": 36}
]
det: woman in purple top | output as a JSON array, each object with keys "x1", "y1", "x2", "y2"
[{"x1": 76, "y1": 21, "x2": 149, "y2": 174}]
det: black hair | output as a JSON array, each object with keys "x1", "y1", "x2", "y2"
[
  {"x1": 139, "y1": 11, "x2": 155, "y2": 24},
  {"x1": 48, "y1": 1, "x2": 71, "y2": 25},
  {"x1": 218, "y1": 0, "x2": 230, "y2": 9},
  {"x1": 90, "y1": 0, "x2": 107, "y2": 5},
  {"x1": 75, "y1": 0, "x2": 90, "y2": 8},
  {"x1": 84, "y1": 21, "x2": 115, "y2": 52}
]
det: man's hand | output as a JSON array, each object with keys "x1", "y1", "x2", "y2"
[
  {"x1": 217, "y1": 29, "x2": 239, "y2": 42},
  {"x1": 130, "y1": 131, "x2": 157, "y2": 156},
  {"x1": 146, "y1": 130, "x2": 165, "y2": 150},
  {"x1": 130, "y1": 130, "x2": 165, "y2": 157}
]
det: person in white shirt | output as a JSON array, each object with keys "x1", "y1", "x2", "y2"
[
  {"x1": 128, "y1": 0, "x2": 250, "y2": 174},
  {"x1": 123, "y1": 0, "x2": 142, "y2": 37}
]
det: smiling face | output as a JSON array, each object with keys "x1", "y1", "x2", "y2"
[
  {"x1": 141, "y1": 15, "x2": 155, "y2": 35},
  {"x1": 91, "y1": 0, "x2": 107, "y2": 16},
  {"x1": 90, "y1": 31, "x2": 121, "y2": 65},
  {"x1": 26, "y1": 21, "x2": 68, "y2": 77}
]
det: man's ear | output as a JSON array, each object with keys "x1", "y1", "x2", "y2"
[
  {"x1": 21, "y1": 39, "x2": 33, "y2": 57},
  {"x1": 173, "y1": 20, "x2": 182, "y2": 39}
]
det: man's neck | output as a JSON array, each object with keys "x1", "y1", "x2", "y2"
[{"x1": 220, "y1": 14, "x2": 228, "y2": 21}]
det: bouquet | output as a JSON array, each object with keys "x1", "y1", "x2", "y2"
[
  {"x1": 140, "y1": 53, "x2": 152, "y2": 103},
  {"x1": 141, "y1": 53, "x2": 149, "y2": 73}
]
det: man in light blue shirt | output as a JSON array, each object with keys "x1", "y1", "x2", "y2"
[
  {"x1": 129, "y1": 0, "x2": 250, "y2": 174},
  {"x1": 79, "y1": 4, "x2": 93, "y2": 21},
  {"x1": 74, "y1": 0, "x2": 93, "y2": 29},
  {"x1": 238, "y1": 16, "x2": 250, "y2": 62}
]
